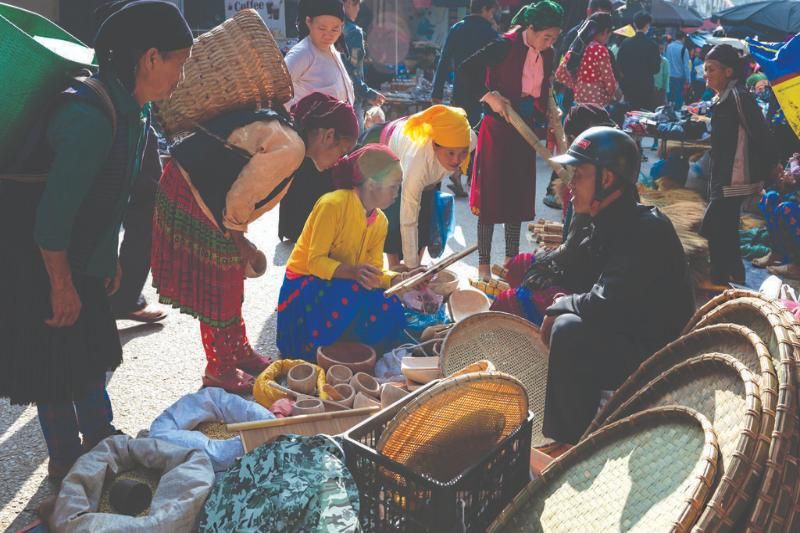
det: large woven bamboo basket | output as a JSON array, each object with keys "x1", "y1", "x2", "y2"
[
  {"x1": 438, "y1": 312, "x2": 550, "y2": 446},
  {"x1": 602, "y1": 354, "x2": 763, "y2": 532},
  {"x1": 376, "y1": 372, "x2": 528, "y2": 483},
  {"x1": 488, "y1": 406, "x2": 719, "y2": 533},
  {"x1": 684, "y1": 295, "x2": 800, "y2": 530},
  {"x1": 584, "y1": 323, "x2": 777, "y2": 447},
  {"x1": 155, "y1": 9, "x2": 292, "y2": 138},
  {"x1": 0, "y1": 3, "x2": 96, "y2": 168}
]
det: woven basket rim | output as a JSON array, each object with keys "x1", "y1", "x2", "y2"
[
  {"x1": 154, "y1": 8, "x2": 293, "y2": 138},
  {"x1": 601, "y1": 353, "x2": 764, "y2": 530},
  {"x1": 585, "y1": 322, "x2": 777, "y2": 440},
  {"x1": 439, "y1": 311, "x2": 543, "y2": 373},
  {"x1": 376, "y1": 372, "x2": 529, "y2": 483},
  {"x1": 439, "y1": 311, "x2": 548, "y2": 446},
  {"x1": 488, "y1": 406, "x2": 719, "y2": 533},
  {"x1": 684, "y1": 290, "x2": 800, "y2": 530}
]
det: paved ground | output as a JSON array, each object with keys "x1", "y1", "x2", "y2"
[{"x1": 0, "y1": 159, "x2": 562, "y2": 531}]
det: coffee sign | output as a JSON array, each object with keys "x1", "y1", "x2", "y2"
[{"x1": 225, "y1": 0, "x2": 285, "y2": 38}]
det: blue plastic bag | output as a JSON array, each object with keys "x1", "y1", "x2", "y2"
[{"x1": 428, "y1": 190, "x2": 455, "y2": 258}]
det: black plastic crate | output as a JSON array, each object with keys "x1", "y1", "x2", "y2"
[{"x1": 342, "y1": 383, "x2": 533, "y2": 532}]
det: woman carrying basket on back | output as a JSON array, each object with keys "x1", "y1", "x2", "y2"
[
  {"x1": 151, "y1": 92, "x2": 358, "y2": 393},
  {"x1": 0, "y1": 1, "x2": 193, "y2": 481}
]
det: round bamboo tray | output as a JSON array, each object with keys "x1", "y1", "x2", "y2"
[
  {"x1": 682, "y1": 293, "x2": 800, "y2": 531},
  {"x1": 584, "y1": 323, "x2": 777, "y2": 450},
  {"x1": 602, "y1": 354, "x2": 763, "y2": 531},
  {"x1": 376, "y1": 372, "x2": 528, "y2": 483},
  {"x1": 155, "y1": 9, "x2": 293, "y2": 138},
  {"x1": 488, "y1": 406, "x2": 719, "y2": 533},
  {"x1": 439, "y1": 312, "x2": 549, "y2": 446}
]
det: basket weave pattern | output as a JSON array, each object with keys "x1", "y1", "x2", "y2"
[
  {"x1": 376, "y1": 372, "x2": 528, "y2": 483},
  {"x1": 489, "y1": 407, "x2": 719, "y2": 533},
  {"x1": 585, "y1": 323, "x2": 777, "y2": 443},
  {"x1": 439, "y1": 312, "x2": 549, "y2": 446},
  {"x1": 685, "y1": 295, "x2": 799, "y2": 530},
  {"x1": 603, "y1": 354, "x2": 763, "y2": 531},
  {"x1": 155, "y1": 9, "x2": 292, "y2": 138}
]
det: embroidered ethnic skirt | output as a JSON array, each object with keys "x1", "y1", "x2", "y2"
[
  {"x1": 151, "y1": 161, "x2": 244, "y2": 327},
  {"x1": 276, "y1": 275, "x2": 406, "y2": 361}
]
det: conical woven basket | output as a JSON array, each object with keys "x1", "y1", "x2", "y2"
[
  {"x1": 0, "y1": 3, "x2": 95, "y2": 167},
  {"x1": 439, "y1": 311, "x2": 550, "y2": 446},
  {"x1": 602, "y1": 354, "x2": 763, "y2": 532},
  {"x1": 155, "y1": 9, "x2": 292, "y2": 138},
  {"x1": 489, "y1": 406, "x2": 719, "y2": 533},
  {"x1": 376, "y1": 372, "x2": 528, "y2": 484},
  {"x1": 684, "y1": 294, "x2": 800, "y2": 531}
]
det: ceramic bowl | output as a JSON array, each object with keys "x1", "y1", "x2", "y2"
[
  {"x1": 317, "y1": 342, "x2": 377, "y2": 373},
  {"x1": 287, "y1": 363, "x2": 317, "y2": 395}
]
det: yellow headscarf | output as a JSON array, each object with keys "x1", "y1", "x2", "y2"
[{"x1": 403, "y1": 105, "x2": 472, "y2": 173}]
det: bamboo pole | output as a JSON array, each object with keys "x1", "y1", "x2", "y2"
[
  {"x1": 226, "y1": 406, "x2": 381, "y2": 432},
  {"x1": 504, "y1": 106, "x2": 572, "y2": 182},
  {"x1": 548, "y1": 92, "x2": 569, "y2": 155},
  {"x1": 384, "y1": 245, "x2": 478, "y2": 297}
]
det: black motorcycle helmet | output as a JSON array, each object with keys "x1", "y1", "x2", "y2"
[{"x1": 551, "y1": 126, "x2": 641, "y2": 201}]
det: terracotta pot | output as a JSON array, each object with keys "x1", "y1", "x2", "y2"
[
  {"x1": 350, "y1": 372, "x2": 380, "y2": 399},
  {"x1": 326, "y1": 364, "x2": 353, "y2": 386},
  {"x1": 333, "y1": 384, "x2": 355, "y2": 408},
  {"x1": 292, "y1": 398, "x2": 324, "y2": 416},
  {"x1": 287, "y1": 363, "x2": 316, "y2": 395},
  {"x1": 380, "y1": 383, "x2": 409, "y2": 409},
  {"x1": 354, "y1": 392, "x2": 380, "y2": 409},
  {"x1": 317, "y1": 342, "x2": 376, "y2": 373}
]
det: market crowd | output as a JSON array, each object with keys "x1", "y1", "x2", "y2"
[{"x1": 1, "y1": 0, "x2": 798, "y2": 491}]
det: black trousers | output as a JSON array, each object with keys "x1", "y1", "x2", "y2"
[
  {"x1": 109, "y1": 133, "x2": 161, "y2": 315},
  {"x1": 700, "y1": 196, "x2": 745, "y2": 285},
  {"x1": 542, "y1": 313, "x2": 645, "y2": 444}
]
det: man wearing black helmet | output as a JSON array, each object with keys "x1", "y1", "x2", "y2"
[{"x1": 538, "y1": 127, "x2": 694, "y2": 452}]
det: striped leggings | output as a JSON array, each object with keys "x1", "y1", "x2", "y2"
[{"x1": 477, "y1": 221, "x2": 522, "y2": 265}]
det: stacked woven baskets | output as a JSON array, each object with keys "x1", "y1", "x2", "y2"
[{"x1": 490, "y1": 289, "x2": 800, "y2": 531}]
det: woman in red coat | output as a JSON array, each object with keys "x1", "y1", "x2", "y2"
[{"x1": 458, "y1": 0, "x2": 564, "y2": 280}]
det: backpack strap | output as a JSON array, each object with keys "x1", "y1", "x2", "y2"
[{"x1": 0, "y1": 77, "x2": 117, "y2": 184}]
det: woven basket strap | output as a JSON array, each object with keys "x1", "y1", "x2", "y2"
[
  {"x1": 0, "y1": 77, "x2": 117, "y2": 185},
  {"x1": 77, "y1": 77, "x2": 117, "y2": 137}
]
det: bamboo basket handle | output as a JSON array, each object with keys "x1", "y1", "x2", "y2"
[{"x1": 504, "y1": 106, "x2": 572, "y2": 183}]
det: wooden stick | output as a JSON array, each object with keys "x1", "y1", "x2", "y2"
[
  {"x1": 548, "y1": 92, "x2": 569, "y2": 155},
  {"x1": 505, "y1": 106, "x2": 572, "y2": 183},
  {"x1": 384, "y1": 244, "x2": 478, "y2": 297},
  {"x1": 226, "y1": 406, "x2": 381, "y2": 432}
]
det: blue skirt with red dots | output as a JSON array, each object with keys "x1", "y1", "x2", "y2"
[{"x1": 276, "y1": 275, "x2": 406, "y2": 361}]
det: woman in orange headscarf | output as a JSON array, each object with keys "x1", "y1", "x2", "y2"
[{"x1": 361, "y1": 105, "x2": 475, "y2": 268}]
